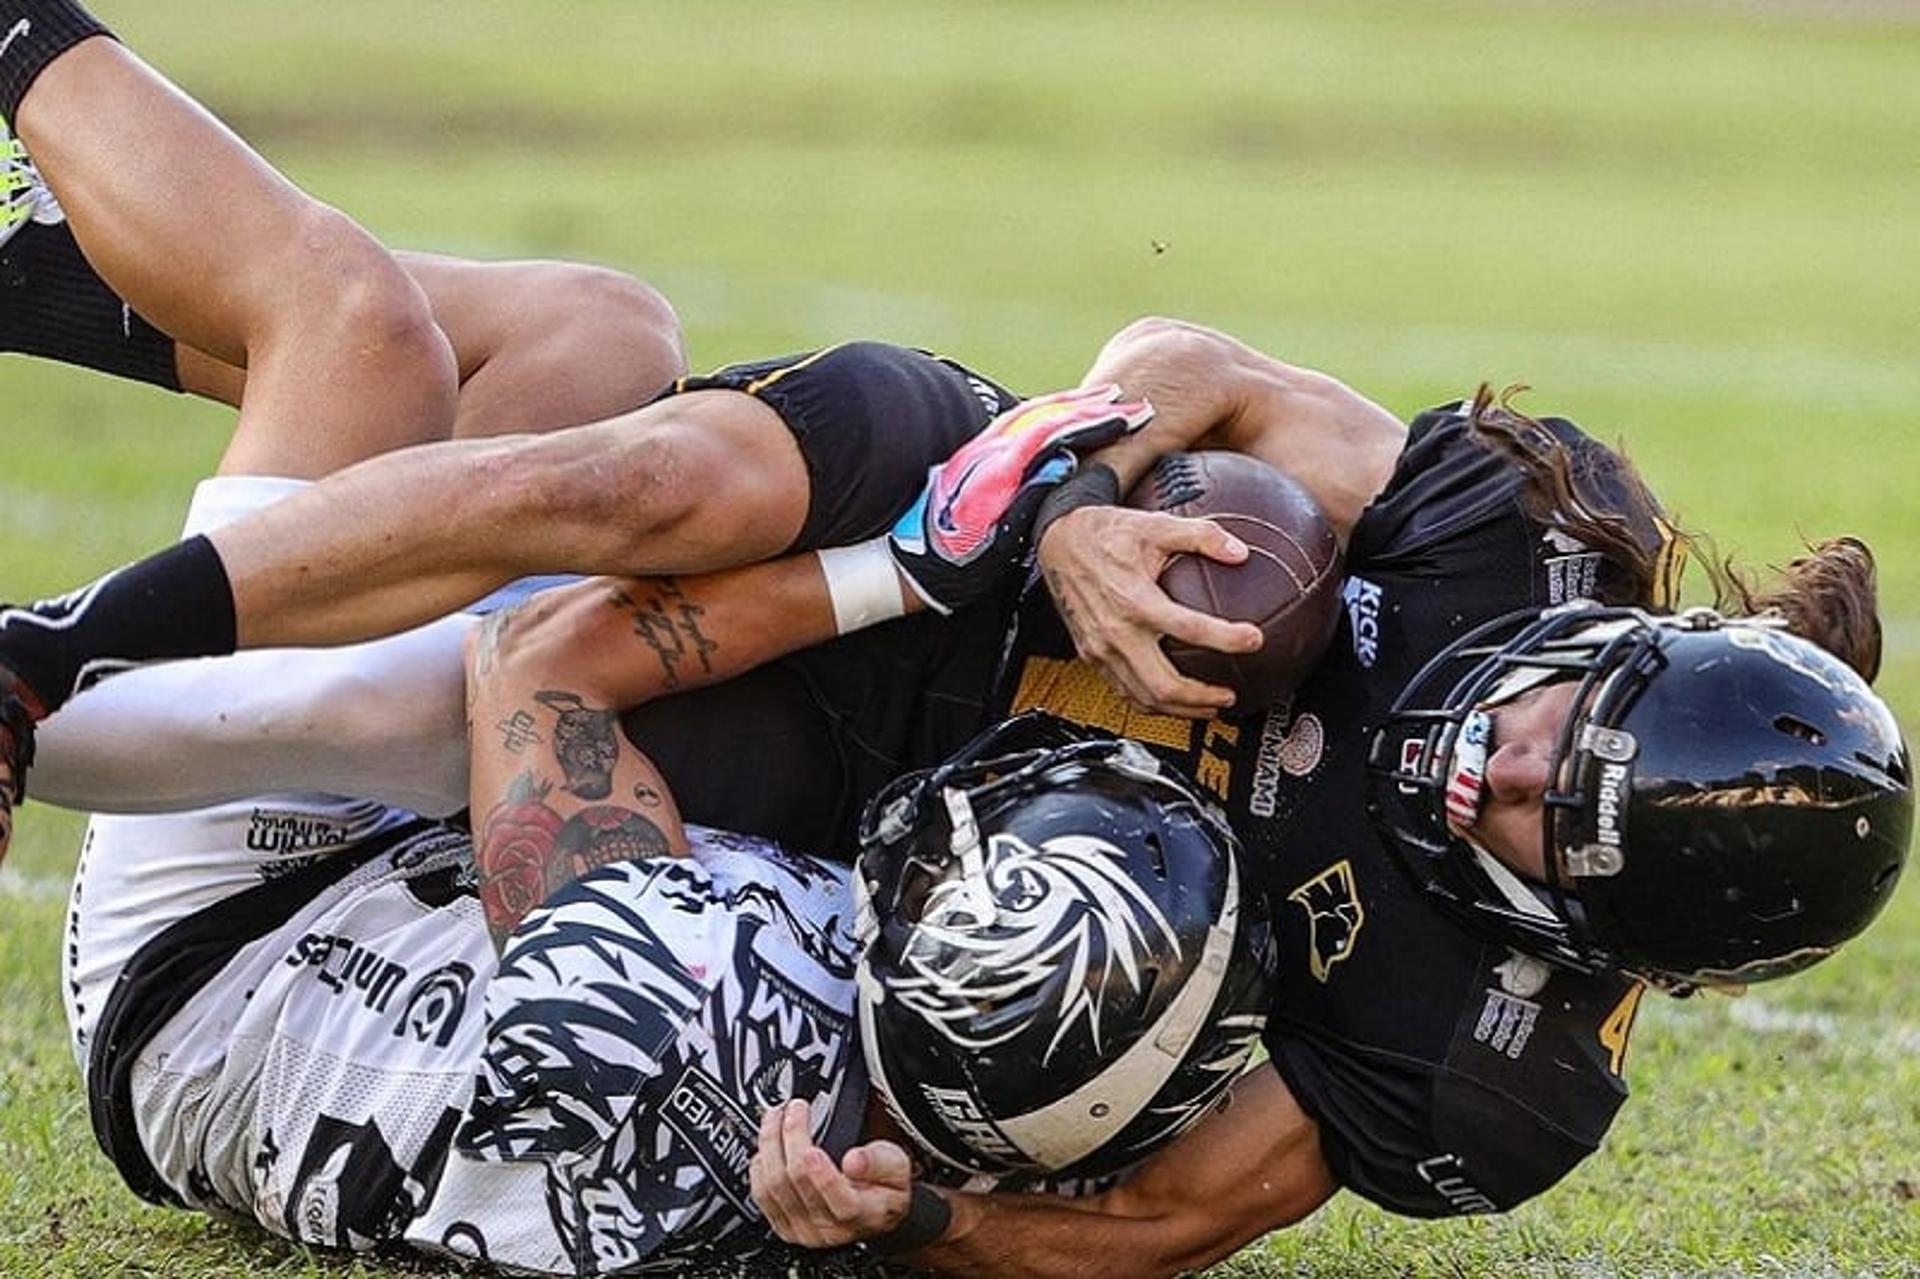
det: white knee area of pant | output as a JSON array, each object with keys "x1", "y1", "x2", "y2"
[
  {"x1": 180, "y1": 475, "x2": 313, "y2": 538},
  {"x1": 35, "y1": 474, "x2": 475, "y2": 817}
]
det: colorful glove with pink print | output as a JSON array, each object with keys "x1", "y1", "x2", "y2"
[{"x1": 888, "y1": 385, "x2": 1152, "y2": 614}]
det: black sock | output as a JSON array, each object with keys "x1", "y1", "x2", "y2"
[
  {"x1": 0, "y1": 221, "x2": 181, "y2": 390},
  {"x1": 0, "y1": 534, "x2": 237, "y2": 715},
  {"x1": 0, "y1": 0, "x2": 114, "y2": 126}
]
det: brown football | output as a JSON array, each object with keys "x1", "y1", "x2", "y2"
[{"x1": 1126, "y1": 451, "x2": 1343, "y2": 712}]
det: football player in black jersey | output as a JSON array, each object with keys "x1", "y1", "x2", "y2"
[{"x1": 712, "y1": 319, "x2": 1906, "y2": 1275}]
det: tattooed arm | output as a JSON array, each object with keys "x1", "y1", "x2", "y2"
[{"x1": 466, "y1": 557, "x2": 921, "y2": 947}]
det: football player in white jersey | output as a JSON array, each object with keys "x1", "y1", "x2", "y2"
[{"x1": 49, "y1": 382, "x2": 1277, "y2": 1274}]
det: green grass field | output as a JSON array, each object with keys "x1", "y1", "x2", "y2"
[{"x1": 2, "y1": 1, "x2": 1917, "y2": 1274}]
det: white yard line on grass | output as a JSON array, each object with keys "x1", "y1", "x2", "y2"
[
  {"x1": 1727, "y1": 995, "x2": 1920, "y2": 1060},
  {"x1": 0, "y1": 867, "x2": 69, "y2": 904}
]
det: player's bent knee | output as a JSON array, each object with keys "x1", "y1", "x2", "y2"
[
  {"x1": 550, "y1": 265, "x2": 686, "y2": 388},
  {"x1": 273, "y1": 205, "x2": 453, "y2": 373}
]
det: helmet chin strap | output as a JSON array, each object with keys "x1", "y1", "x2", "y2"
[
  {"x1": 1468, "y1": 840, "x2": 1562, "y2": 923},
  {"x1": 1446, "y1": 711, "x2": 1560, "y2": 924}
]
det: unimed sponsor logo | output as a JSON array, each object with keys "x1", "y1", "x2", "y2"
[
  {"x1": 663, "y1": 1064, "x2": 758, "y2": 1201},
  {"x1": 1416, "y1": 1153, "x2": 1498, "y2": 1215}
]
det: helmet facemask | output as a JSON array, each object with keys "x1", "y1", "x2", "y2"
[
  {"x1": 1369, "y1": 604, "x2": 1913, "y2": 992},
  {"x1": 1368, "y1": 605, "x2": 1644, "y2": 972}
]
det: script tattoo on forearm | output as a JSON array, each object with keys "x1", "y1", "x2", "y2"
[
  {"x1": 533, "y1": 689, "x2": 618, "y2": 799},
  {"x1": 474, "y1": 771, "x2": 672, "y2": 949},
  {"x1": 607, "y1": 579, "x2": 718, "y2": 691}
]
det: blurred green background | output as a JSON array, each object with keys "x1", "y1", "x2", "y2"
[{"x1": 1, "y1": 2, "x2": 1916, "y2": 1275}]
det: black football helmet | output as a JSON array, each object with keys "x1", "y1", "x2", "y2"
[
  {"x1": 1368, "y1": 603, "x2": 1913, "y2": 992},
  {"x1": 855, "y1": 713, "x2": 1275, "y2": 1179}
]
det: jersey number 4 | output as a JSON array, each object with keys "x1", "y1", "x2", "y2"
[{"x1": 1597, "y1": 983, "x2": 1646, "y2": 1076}]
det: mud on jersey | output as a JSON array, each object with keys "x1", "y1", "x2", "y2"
[{"x1": 1000, "y1": 403, "x2": 1675, "y2": 1217}]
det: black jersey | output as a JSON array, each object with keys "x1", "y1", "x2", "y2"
[{"x1": 999, "y1": 403, "x2": 1676, "y2": 1217}]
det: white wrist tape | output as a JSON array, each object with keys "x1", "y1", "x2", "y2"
[{"x1": 818, "y1": 536, "x2": 907, "y2": 635}]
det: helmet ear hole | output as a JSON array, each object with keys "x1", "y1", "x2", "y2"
[
  {"x1": 1144, "y1": 832, "x2": 1168, "y2": 879},
  {"x1": 1773, "y1": 714, "x2": 1826, "y2": 747}
]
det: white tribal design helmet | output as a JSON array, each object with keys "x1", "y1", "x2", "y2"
[{"x1": 855, "y1": 714, "x2": 1275, "y2": 1179}]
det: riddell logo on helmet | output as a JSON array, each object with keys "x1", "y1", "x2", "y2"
[{"x1": 1594, "y1": 762, "x2": 1630, "y2": 847}]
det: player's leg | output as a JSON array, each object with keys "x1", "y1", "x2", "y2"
[
  {"x1": 0, "y1": 344, "x2": 1008, "y2": 861},
  {"x1": 2, "y1": 6, "x2": 459, "y2": 476},
  {"x1": 174, "y1": 253, "x2": 688, "y2": 441},
  {"x1": 215, "y1": 341, "x2": 1012, "y2": 644},
  {"x1": 396, "y1": 252, "x2": 686, "y2": 438},
  {"x1": 26, "y1": 248, "x2": 680, "y2": 824},
  {"x1": 17, "y1": 393, "x2": 772, "y2": 826},
  {"x1": 33, "y1": 612, "x2": 475, "y2": 819}
]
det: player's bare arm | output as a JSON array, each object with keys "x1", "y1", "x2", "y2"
[
  {"x1": 1078, "y1": 317, "x2": 1406, "y2": 534},
  {"x1": 753, "y1": 1064, "x2": 1337, "y2": 1279},
  {"x1": 1037, "y1": 317, "x2": 1407, "y2": 716},
  {"x1": 461, "y1": 386, "x2": 1148, "y2": 941},
  {"x1": 465, "y1": 560, "x2": 892, "y2": 945}
]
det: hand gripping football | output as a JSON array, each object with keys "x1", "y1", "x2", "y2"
[{"x1": 1126, "y1": 451, "x2": 1343, "y2": 712}]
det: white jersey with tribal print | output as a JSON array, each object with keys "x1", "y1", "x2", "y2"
[
  {"x1": 69, "y1": 803, "x2": 868, "y2": 1276},
  {"x1": 57, "y1": 475, "x2": 869, "y2": 1276}
]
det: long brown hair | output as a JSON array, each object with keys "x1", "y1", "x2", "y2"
[{"x1": 1464, "y1": 385, "x2": 1883, "y2": 683}]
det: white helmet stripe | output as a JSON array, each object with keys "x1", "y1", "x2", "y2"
[{"x1": 993, "y1": 853, "x2": 1239, "y2": 1169}]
